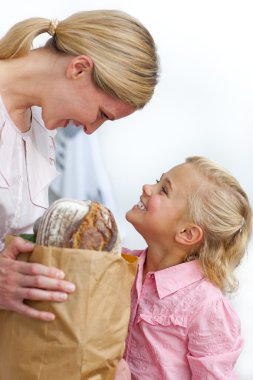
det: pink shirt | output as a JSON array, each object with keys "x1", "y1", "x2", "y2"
[
  {"x1": 0, "y1": 96, "x2": 58, "y2": 250},
  {"x1": 123, "y1": 248, "x2": 243, "y2": 380}
]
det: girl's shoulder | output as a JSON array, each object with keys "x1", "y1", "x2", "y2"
[{"x1": 187, "y1": 278, "x2": 241, "y2": 327}]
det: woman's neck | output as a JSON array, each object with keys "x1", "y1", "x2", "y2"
[{"x1": 0, "y1": 50, "x2": 52, "y2": 131}]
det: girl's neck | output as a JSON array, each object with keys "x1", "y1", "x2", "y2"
[{"x1": 142, "y1": 246, "x2": 186, "y2": 283}]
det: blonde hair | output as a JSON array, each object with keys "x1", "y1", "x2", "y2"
[
  {"x1": 185, "y1": 156, "x2": 252, "y2": 293},
  {"x1": 0, "y1": 10, "x2": 158, "y2": 108}
]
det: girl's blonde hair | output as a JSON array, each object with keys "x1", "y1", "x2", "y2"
[
  {"x1": 0, "y1": 10, "x2": 158, "y2": 108},
  {"x1": 185, "y1": 156, "x2": 252, "y2": 293}
]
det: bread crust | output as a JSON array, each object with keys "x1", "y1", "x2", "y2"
[{"x1": 35, "y1": 199, "x2": 120, "y2": 254}]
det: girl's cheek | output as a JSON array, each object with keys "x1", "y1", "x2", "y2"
[{"x1": 148, "y1": 196, "x2": 161, "y2": 212}]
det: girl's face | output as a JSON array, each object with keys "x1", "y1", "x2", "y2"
[
  {"x1": 40, "y1": 59, "x2": 136, "y2": 134},
  {"x1": 126, "y1": 163, "x2": 200, "y2": 244}
]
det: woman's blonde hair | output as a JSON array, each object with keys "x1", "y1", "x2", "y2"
[
  {"x1": 0, "y1": 10, "x2": 158, "y2": 108},
  {"x1": 185, "y1": 156, "x2": 252, "y2": 293}
]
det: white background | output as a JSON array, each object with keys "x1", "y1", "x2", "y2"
[{"x1": 2, "y1": 1, "x2": 253, "y2": 378}]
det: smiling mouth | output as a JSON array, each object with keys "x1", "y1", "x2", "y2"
[
  {"x1": 63, "y1": 120, "x2": 83, "y2": 128},
  {"x1": 136, "y1": 200, "x2": 147, "y2": 211}
]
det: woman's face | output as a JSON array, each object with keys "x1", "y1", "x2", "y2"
[{"x1": 41, "y1": 63, "x2": 136, "y2": 134}]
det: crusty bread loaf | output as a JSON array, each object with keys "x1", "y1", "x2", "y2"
[{"x1": 35, "y1": 199, "x2": 120, "y2": 255}]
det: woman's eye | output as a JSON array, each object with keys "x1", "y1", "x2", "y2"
[{"x1": 101, "y1": 111, "x2": 109, "y2": 120}]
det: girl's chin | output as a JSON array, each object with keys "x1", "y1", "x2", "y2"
[
  {"x1": 125, "y1": 210, "x2": 131, "y2": 221},
  {"x1": 125, "y1": 209, "x2": 140, "y2": 227},
  {"x1": 125, "y1": 209, "x2": 135, "y2": 223}
]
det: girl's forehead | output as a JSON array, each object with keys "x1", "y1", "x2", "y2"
[
  {"x1": 162, "y1": 163, "x2": 189, "y2": 178},
  {"x1": 162, "y1": 163, "x2": 203, "y2": 191}
]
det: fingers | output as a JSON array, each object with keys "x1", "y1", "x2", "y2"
[
  {"x1": 17, "y1": 262, "x2": 76, "y2": 294},
  {"x1": 0, "y1": 237, "x2": 76, "y2": 321},
  {"x1": 19, "y1": 287, "x2": 69, "y2": 303},
  {"x1": 2, "y1": 237, "x2": 34, "y2": 260},
  {"x1": 0, "y1": 243, "x2": 76, "y2": 321},
  {"x1": 11, "y1": 302, "x2": 56, "y2": 322},
  {"x1": 18, "y1": 260, "x2": 66, "y2": 281},
  {"x1": 19, "y1": 273, "x2": 75, "y2": 294},
  {"x1": 3, "y1": 239, "x2": 75, "y2": 293}
]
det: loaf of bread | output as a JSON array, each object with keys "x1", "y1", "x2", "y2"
[{"x1": 34, "y1": 199, "x2": 120, "y2": 255}]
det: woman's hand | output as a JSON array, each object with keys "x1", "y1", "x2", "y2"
[{"x1": 0, "y1": 237, "x2": 75, "y2": 321}]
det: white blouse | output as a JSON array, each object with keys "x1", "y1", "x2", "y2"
[{"x1": 0, "y1": 96, "x2": 58, "y2": 250}]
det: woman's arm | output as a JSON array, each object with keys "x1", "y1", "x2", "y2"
[{"x1": 0, "y1": 237, "x2": 75, "y2": 321}]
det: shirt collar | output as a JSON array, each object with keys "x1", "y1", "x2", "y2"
[
  {"x1": 0, "y1": 97, "x2": 58, "y2": 207},
  {"x1": 138, "y1": 250, "x2": 204, "y2": 299}
]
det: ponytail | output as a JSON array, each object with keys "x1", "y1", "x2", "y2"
[{"x1": 0, "y1": 18, "x2": 54, "y2": 59}]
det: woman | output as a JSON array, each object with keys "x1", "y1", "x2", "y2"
[{"x1": 0, "y1": 10, "x2": 158, "y2": 321}]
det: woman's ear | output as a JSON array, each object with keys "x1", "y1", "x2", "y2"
[
  {"x1": 66, "y1": 55, "x2": 94, "y2": 79},
  {"x1": 175, "y1": 225, "x2": 203, "y2": 246}
]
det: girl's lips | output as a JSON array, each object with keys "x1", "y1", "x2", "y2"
[{"x1": 132, "y1": 201, "x2": 147, "y2": 211}]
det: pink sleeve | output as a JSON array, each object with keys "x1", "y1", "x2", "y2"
[
  {"x1": 187, "y1": 297, "x2": 243, "y2": 379},
  {"x1": 114, "y1": 359, "x2": 132, "y2": 380}
]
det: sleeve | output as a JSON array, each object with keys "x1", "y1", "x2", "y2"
[{"x1": 187, "y1": 296, "x2": 243, "y2": 380}]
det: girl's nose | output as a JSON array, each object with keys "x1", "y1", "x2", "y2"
[{"x1": 142, "y1": 184, "x2": 153, "y2": 196}]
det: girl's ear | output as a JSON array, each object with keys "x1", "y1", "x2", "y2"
[
  {"x1": 175, "y1": 225, "x2": 203, "y2": 246},
  {"x1": 66, "y1": 55, "x2": 94, "y2": 79}
]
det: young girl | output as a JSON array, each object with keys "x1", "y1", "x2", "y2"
[{"x1": 123, "y1": 156, "x2": 252, "y2": 379}]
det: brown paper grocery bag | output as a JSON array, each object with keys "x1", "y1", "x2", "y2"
[{"x1": 0, "y1": 241, "x2": 138, "y2": 380}]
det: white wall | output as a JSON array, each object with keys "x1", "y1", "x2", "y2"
[{"x1": 2, "y1": 1, "x2": 253, "y2": 378}]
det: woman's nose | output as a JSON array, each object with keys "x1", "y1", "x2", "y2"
[{"x1": 85, "y1": 120, "x2": 105, "y2": 135}]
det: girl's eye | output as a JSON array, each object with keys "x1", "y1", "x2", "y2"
[
  {"x1": 156, "y1": 179, "x2": 168, "y2": 195},
  {"x1": 161, "y1": 186, "x2": 168, "y2": 195}
]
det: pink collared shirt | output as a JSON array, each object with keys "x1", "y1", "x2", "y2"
[
  {"x1": 123, "y1": 248, "x2": 243, "y2": 380},
  {"x1": 0, "y1": 96, "x2": 58, "y2": 250}
]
